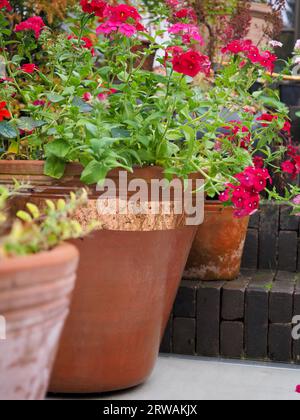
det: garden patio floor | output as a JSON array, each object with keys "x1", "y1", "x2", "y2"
[{"x1": 52, "y1": 355, "x2": 300, "y2": 401}]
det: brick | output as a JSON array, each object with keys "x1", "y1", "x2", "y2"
[
  {"x1": 197, "y1": 281, "x2": 224, "y2": 357},
  {"x1": 294, "y1": 277, "x2": 300, "y2": 317},
  {"x1": 221, "y1": 322, "x2": 244, "y2": 359},
  {"x1": 245, "y1": 272, "x2": 272, "y2": 360},
  {"x1": 173, "y1": 318, "x2": 196, "y2": 356},
  {"x1": 258, "y1": 204, "x2": 279, "y2": 270},
  {"x1": 174, "y1": 280, "x2": 198, "y2": 318},
  {"x1": 269, "y1": 277, "x2": 295, "y2": 324},
  {"x1": 160, "y1": 316, "x2": 172, "y2": 354},
  {"x1": 293, "y1": 279, "x2": 300, "y2": 363},
  {"x1": 298, "y1": 240, "x2": 300, "y2": 272},
  {"x1": 280, "y1": 206, "x2": 299, "y2": 231},
  {"x1": 249, "y1": 211, "x2": 260, "y2": 229},
  {"x1": 293, "y1": 338, "x2": 300, "y2": 364},
  {"x1": 242, "y1": 229, "x2": 258, "y2": 269},
  {"x1": 269, "y1": 324, "x2": 292, "y2": 363},
  {"x1": 278, "y1": 231, "x2": 298, "y2": 272},
  {"x1": 222, "y1": 277, "x2": 249, "y2": 321}
]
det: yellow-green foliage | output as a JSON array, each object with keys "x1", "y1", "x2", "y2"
[{"x1": 0, "y1": 188, "x2": 97, "y2": 258}]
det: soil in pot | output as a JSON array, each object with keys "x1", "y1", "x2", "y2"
[
  {"x1": 184, "y1": 201, "x2": 249, "y2": 281},
  {"x1": 0, "y1": 161, "x2": 202, "y2": 393},
  {"x1": 0, "y1": 243, "x2": 79, "y2": 400}
]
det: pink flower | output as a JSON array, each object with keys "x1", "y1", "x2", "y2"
[
  {"x1": 219, "y1": 166, "x2": 271, "y2": 218},
  {"x1": 168, "y1": 23, "x2": 204, "y2": 45},
  {"x1": 293, "y1": 196, "x2": 300, "y2": 205},
  {"x1": 0, "y1": 0, "x2": 12, "y2": 11},
  {"x1": 97, "y1": 88, "x2": 117, "y2": 101},
  {"x1": 33, "y1": 100, "x2": 46, "y2": 106},
  {"x1": 295, "y1": 40, "x2": 300, "y2": 51},
  {"x1": 83, "y1": 92, "x2": 92, "y2": 102},
  {"x1": 119, "y1": 23, "x2": 137, "y2": 37},
  {"x1": 15, "y1": 16, "x2": 45, "y2": 39},
  {"x1": 296, "y1": 385, "x2": 300, "y2": 393},
  {"x1": 269, "y1": 40, "x2": 283, "y2": 48},
  {"x1": 20, "y1": 63, "x2": 39, "y2": 74}
]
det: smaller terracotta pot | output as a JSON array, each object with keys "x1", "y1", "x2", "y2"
[
  {"x1": 184, "y1": 202, "x2": 249, "y2": 281},
  {"x1": 0, "y1": 243, "x2": 79, "y2": 400}
]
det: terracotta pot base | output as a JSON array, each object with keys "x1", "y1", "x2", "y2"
[
  {"x1": 0, "y1": 161, "x2": 200, "y2": 394},
  {"x1": 0, "y1": 244, "x2": 79, "y2": 400},
  {"x1": 185, "y1": 202, "x2": 249, "y2": 281},
  {"x1": 50, "y1": 226, "x2": 197, "y2": 393}
]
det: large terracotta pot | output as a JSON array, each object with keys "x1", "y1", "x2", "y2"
[
  {"x1": 0, "y1": 243, "x2": 79, "y2": 400},
  {"x1": 184, "y1": 202, "x2": 249, "y2": 281},
  {"x1": 0, "y1": 161, "x2": 201, "y2": 393}
]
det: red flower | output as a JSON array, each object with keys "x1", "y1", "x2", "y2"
[
  {"x1": 68, "y1": 35, "x2": 95, "y2": 56},
  {"x1": 172, "y1": 49, "x2": 211, "y2": 78},
  {"x1": 0, "y1": 101, "x2": 11, "y2": 121},
  {"x1": 104, "y1": 4, "x2": 141, "y2": 23},
  {"x1": 296, "y1": 385, "x2": 300, "y2": 394},
  {"x1": 33, "y1": 100, "x2": 46, "y2": 107},
  {"x1": 15, "y1": 16, "x2": 45, "y2": 39},
  {"x1": 282, "y1": 160, "x2": 295, "y2": 175},
  {"x1": 20, "y1": 63, "x2": 39, "y2": 74},
  {"x1": 0, "y1": 0, "x2": 12, "y2": 11},
  {"x1": 80, "y1": 0, "x2": 107, "y2": 18},
  {"x1": 174, "y1": 8, "x2": 197, "y2": 22},
  {"x1": 219, "y1": 166, "x2": 271, "y2": 218},
  {"x1": 222, "y1": 39, "x2": 277, "y2": 72},
  {"x1": 253, "y1": 156, "x2": 264, "y2": 169},
  {"x1": 257, "y1": 113, "x2": 278, "y2": 127},
  {"x1": 282, "y1": 120, "x2": 291, "y2": 134},
  {"x1": 259, "y1": 51, "x2": 277, "y2": 73}
]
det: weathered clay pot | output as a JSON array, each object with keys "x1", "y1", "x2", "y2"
[
  {"x1": 0, "y1": 161, "x2": 201, "y2": 393},
  {"x1": 184, "y1": 202, "x2": 249, "y2": 281},
  {"x1": 0, "y1": 243, "x2": 79, "y2": 400}
]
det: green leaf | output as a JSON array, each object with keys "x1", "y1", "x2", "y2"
[
  {"x1": 17, "y1": 117, "x2": 45, "y2": 131},
  {"x1": 44, "y1": 156, "x2": 66, "y2": 179},
  {"x1": 72, "y1": 97, "x2": 93, "y2": 113},
  {"x1": 80, "y1": 160, "x2": 108, "y2": 185},
  {"x1": 17, "y1": 211, "x2": 32, "y2": 223},
  {"x1": 45, "y1": 139, "x2": 71, "y2": 159},
  {"x1": 0, "y1": 122, "x2": 18, "y2": 139},
  {"x1": 26, "y1": 203, "x2": 40, "y2": 219},
  {"x1": 46, "y1": 93, "x2": 65, "y2": 103}
]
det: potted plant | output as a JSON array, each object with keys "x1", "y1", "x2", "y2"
[
  {"x1": 0, "y1": 187, "x2": 93, "y2": 400},
  {"x1": 151, "y1": 1, "x2": 299, "y2": 280},
  {"x1": 0, "y1": 1, "x2": 208, "y2": 393}
]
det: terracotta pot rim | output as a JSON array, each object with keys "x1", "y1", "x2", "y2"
[
  {"x1": 204, "y1": 200, "x2": 234, "y2": 213},
  {"x1": 0, "y1": 243, "x2": 79, "y2": 275},
  {"x1": 0, "y1": 160, "x2": 166, "y2": 177}
]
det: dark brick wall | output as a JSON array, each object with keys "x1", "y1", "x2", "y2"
[
  {"x1": 161, "y1": 203, "x2": 300, "y2": 363},
  {"x1": 161, "y1": 272, "x2": 300, "y2": 364},
  {"x1": 242, "y1": 203, "x2": 300, "y2": 272}
]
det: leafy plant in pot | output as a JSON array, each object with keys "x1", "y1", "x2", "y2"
[
  {"x1": 0, "y1": 1, "x2": 210, "y2": 392},
  {"x1": 0, "y1": 188, "x2": 93, "y2": 400}
]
